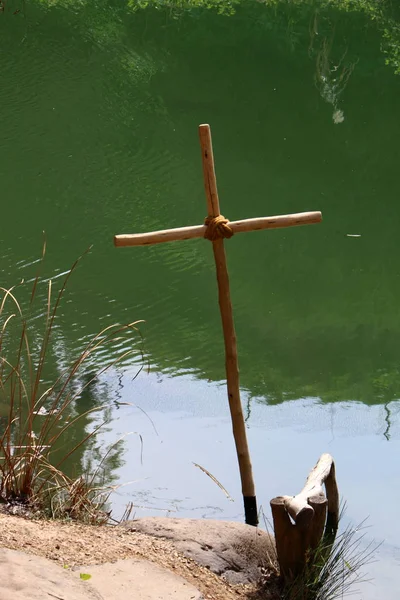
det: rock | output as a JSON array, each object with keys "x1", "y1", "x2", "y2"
[
  {"x1": 0, "y1": 548, "x2": 204, "y2": 600},
  {"x1": 124, "y1": 518, "x2": 276, "y2": 585}
]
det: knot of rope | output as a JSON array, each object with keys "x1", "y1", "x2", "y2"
[{"x1": 204, "y1": 214, "x2": 233, "y2": 241}]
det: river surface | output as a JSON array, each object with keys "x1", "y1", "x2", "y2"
[{"x1": 1, "y1": 1, "x2": 400, "y2": 597}]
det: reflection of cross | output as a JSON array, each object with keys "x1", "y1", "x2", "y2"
[{"x1": 115, "y1": 124, "x2": 322, "y2": 526}]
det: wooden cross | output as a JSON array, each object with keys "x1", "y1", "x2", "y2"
[{"x1": 114, "y1": 124, "x2": 322, "y2": 526}]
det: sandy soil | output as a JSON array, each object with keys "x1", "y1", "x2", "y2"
[{"x1": 0, "y1": 513, "x2": 275, "y2": 600}]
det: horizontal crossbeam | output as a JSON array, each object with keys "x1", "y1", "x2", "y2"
[{"x1": 114, "y1": 210, "x2": 322, "y2": 247}]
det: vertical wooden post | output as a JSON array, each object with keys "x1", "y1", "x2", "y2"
[
  {"x1": 198, "y1": 124, "x2": 258, "y2": 526},
  {"x1": 270, "y1": 497, "x2": 302, "y2": 581}
]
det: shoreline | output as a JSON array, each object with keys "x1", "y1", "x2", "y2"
[{"x1": 0, "y1": 512, "x2": 277, "y2": 600}]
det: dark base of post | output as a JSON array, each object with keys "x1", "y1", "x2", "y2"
[{"x1": 244, "y1": 495, "x2": 258, "y2": 526}]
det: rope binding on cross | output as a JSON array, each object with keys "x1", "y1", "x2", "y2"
[{"x1": 204, "y1": 214, "x2": 233, "y2": 241}]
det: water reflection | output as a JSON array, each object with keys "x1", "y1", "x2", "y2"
[
  {"x1": 98, "y1": 368, "x2": 400, "y2": 598},
  {"x1": 312, "y1": 32, "x2": 358, "y2": 125}
]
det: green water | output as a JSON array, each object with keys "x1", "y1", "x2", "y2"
[
  {"x1": 2, "y1": 1, "x2": 400, "y2": 403},
  {"x1": 1, "y1": 0, "x2": 400, "y2": 595}
]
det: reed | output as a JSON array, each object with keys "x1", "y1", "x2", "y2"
[{"x1": 0, "y1": 246, "x2": 143, "y2": 523}]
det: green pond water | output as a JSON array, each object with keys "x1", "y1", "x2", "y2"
[{"x1": 1, "y1": 0, "x2": 400, "y2": 596}]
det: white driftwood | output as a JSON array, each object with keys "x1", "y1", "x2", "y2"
[
  {"x1": 270, "y1": 454, "x2": 339, "y2": 582},
  {"x1": 283, "y1": 453, "x2": 339, "y2": 528},
  {"x1": 114, "y1": 211, "x2": 322, "y2": 247}
]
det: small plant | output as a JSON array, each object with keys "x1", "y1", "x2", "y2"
[
  {"x1": 257, "y1": 504, "x2": 378, "y2": 600},
  {"x1": 281, "y1": 511, "x2": 378, "y2": 600},
  {"x1": 0, "y1": 245, "x2": 144, "y2": 523}
]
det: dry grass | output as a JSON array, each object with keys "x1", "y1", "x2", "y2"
[
  {"x1": 0, "y1": 244, "x2": 143, "y2": 522},
  {"x1": 256, "y1": 505, "x2": 378, "y2": 600},
  {"x1": 281, "y1": 514, "x2": 378, "y2": 600}
]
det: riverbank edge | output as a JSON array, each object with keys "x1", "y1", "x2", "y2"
[{"x1": 0, "y1": 513, "x2": 278, "y2": 600}]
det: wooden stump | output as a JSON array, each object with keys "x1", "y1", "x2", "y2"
[{"x1": 270, "y1": 454, "x2": 339, "y2": 583}]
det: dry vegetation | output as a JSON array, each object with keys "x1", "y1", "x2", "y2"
[{"x1": 0, "y1": 246, "x2": 143, "y2": 522}]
